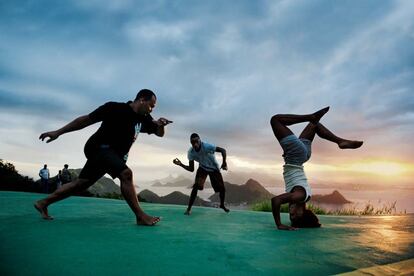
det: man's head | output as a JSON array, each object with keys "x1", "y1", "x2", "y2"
[
  {"x1": 43, "y1": 164, "x2": 47, "y2": 169},
  {"x1": 289, "y1": 203, "x2": 321, "y2": 228},
  {"x1": 289, "y1": 202, "x2": 305, "y2": 220},
  {"x1": 64, "y1": 164, "x2": 68, "y2": 169},
  {"x1": 190, "y1": 133, "x2": 201, "y2": 151},
  {"x1": 134, "y1": 89, "x2": 157, "y2": 115}
]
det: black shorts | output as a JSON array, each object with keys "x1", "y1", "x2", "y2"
[
  {"x1": 194, "y1": 167, "x2": 225, "y2": 193},
  {"x1": 79, "y1": 148, "x2": 128, "y2": 183}
]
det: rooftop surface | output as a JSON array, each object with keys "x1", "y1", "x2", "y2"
[{"x1": 1, "y1": 191, "x2": 413, "y2": 275}]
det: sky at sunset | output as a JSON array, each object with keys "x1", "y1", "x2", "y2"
[{"x1": 1, "y1": 0, "x2": 413, "y2": 195}]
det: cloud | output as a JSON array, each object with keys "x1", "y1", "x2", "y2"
[
  {"x1": 124, "y1": 20, "x2": 197, "y2": 43},
  {"x1": 0, "y1": 0, "x2": 413, "y2": 187}
]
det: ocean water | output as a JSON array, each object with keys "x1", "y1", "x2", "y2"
[{"x1": 138, "y1": 185, "x2": 414, "y2": 213}]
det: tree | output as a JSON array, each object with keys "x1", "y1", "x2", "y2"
[{"x1": 0, "y1": 159, "x2": 38, "y2": 192}]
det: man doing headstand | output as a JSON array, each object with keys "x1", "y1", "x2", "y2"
[{"x1": 270, "y1": 107, "x2": 363, "y2": 230}]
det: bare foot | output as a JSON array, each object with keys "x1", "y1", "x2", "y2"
[
  {"x1": 338, "y1": 140, "x2": 363, "y2": 149},
  {"x1": 220, "y1": 205, "x2": 230, "y2": 213},
  {"x1": 137, "y1": 214, "x2": 160, "y2": 226},
  {"x1": 34, "y1": 201, "x2": 53, "y2": 220},
  {"x1": 311, "y1": 106, "x2": 330, "y2": 124},
  {"x1": 184, "y1": 209, "x2": 191, "y2": 216}
]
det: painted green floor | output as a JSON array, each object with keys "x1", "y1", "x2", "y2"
[{"x1": 1, "y1": 191, "x2": 413, "y2": 275}]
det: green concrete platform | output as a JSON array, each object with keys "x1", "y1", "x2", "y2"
[{"x1": 1, "y1": 192, "x2": 413, "y2": 275}]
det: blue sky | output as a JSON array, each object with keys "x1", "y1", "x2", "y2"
[{"x1": 1, "y1": 0, "x2": 413, "y2": 188}]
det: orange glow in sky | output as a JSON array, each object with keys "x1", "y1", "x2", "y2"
[{"x1": 340, "y1": 160, "x2": 413, "y2": 176}]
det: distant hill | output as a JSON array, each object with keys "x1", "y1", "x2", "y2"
[
  {"x1": 139, "y1": 189, "x2": 209, "y2": 206},
  {"x1": 0, "y1": 160, "x2": 92, "y2": 196},
  {"x1": 209, "y1": 179, "x2": 274, "y2": 204},
  {"x1": 138, "y1": 190, "x2": 160, "y2": 202},
  {"x1": 26, "y1": 168, "x2": 121, "y2": 198},
  {"x1": 151, "y1": 174, "x2": 194, "y2": 187},
  {"x1": 69, "y1": 169, "x2": 121, "y2": 197},
  {"x1": 310, "y1": 190, "x2": 351, "y2": 204},
  {"x1": 152, "y1": 178, "x2": 193, "y2": 188}
]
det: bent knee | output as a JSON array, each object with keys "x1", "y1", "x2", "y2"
[
  {"x1": 270, "y1": 114, "x2": 282, "y2": 126},
  {"x1": 119, "y1": 168, "x2": 133, "y2": 182},
  {"x1": 196, "y1": 185, "x2": 204, "y2": 191},
  {"x1": 75, "y1": 178, "x2": 93, "y2": 189},
  {"x1": 193, "y1": 182, "x2": 204, "y2": 191},
  {"x1": 271, "y1": 197, "x2": 279, "y2": 205}
]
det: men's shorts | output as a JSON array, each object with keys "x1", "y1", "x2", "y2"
[
  {"x1": 194, "y1": 167, "x2": 225, "y2": 193},
  {"x1": 280, "y1": 134, "x2": 312, "y2": 166},
  {"x1": 79, "y1": 148, "x2": 128, "y2": 183}
]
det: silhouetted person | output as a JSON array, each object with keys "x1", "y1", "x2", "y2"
[
  {"x1": 61, "y1": 164, "x2": 72, "y2": 184},
  {"x1": 39, "y1": 164, "x2": 50, "y2": 194},
  {"x1": 35, "y1": 89, "x2": 172, "y2": 226},
  {"x1": 56, "y1": 170, "x2": 63, "y2": 190},
  {"x1": 270, "y1": 107, "x2": 363, "y2": 230},
  {"x1": 173, "y1": 133, "x2": 229, "y2": 215}
]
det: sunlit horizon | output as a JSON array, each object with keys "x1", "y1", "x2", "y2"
[
  {"x1": 1, "y1": 1, "x2": 413, "y2": 213},
  {"x1": 6, "y1": 155, "x2": 414, "y2": 188}
]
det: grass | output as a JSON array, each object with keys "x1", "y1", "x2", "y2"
[
  {"x1": 325, "y1": 201, "x2": 405, "y2": 216},
  {"x1": 251, "y1": 200, "x2": 405, "y2": 216}
]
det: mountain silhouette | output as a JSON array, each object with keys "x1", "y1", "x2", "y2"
[
  {"x1": 139, "y1": 189, "x2": 209, "y2": 206},
  {"x1": 209, "y1": 178, "x2": 274, "y2": 204},
  {"x1": 311, "y1": 190, "x2": 352, "y2": 204}
]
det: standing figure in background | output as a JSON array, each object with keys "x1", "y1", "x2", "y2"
[
  {"x1": 173, "y1": 133, "x2": 229, "y2": 215},
  {"x1": 56, "y1": 170, "x2": 63, "y2": 190},
  {"x1": 61, "y1": 164, "x2": 72, "y2": 185},
  {"x1": 39, "y1": 164, "x2": 50, "y2": 194}
]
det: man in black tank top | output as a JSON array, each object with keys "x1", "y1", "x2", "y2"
[{"x1": 35, "y1": 89, "x2": 172, "y2": 226}]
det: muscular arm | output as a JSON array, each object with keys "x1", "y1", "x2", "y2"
[
  {"x1": 155, "y1": 125, "x2": 165, "y2": 137},
  {"x1": 215, "y1": 146, "x2": 227, "y2": 170},
  {"x1": 271, "y1": 190, "x2": 305, "y2": 230},
  {"x1": 39, "y1": 115, "x2": 95, "y2": 143},
  {"x1": 173, "y1": 159, "x2": 195, "y2": 172},
  {"x1": 153, "y1": 118, "x2": 173, "y2": 137}
]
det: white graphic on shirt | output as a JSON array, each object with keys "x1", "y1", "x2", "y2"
[
  {"x1": 124, "y1": 122, "x2": 142, "y2": 161},
  {"x1": 133, "y1": 123, "x2": 142, "y2": 142}
]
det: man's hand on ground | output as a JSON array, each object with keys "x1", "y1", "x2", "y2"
[{"x1": 277, "y1": 224, "x2": 298, "y2": 231}]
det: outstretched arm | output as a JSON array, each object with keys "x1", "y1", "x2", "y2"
[
  {"x1": 215, "y1": 146, "x2": 227, "y2": 170},
  {"x1": 173, "y1": 158, "x2": 194, "y2": 172},
  {"x1": 153, "y1": 117, "x2": 173, "y2": 137},
  {"x1": 271, "y1": 190, "x2": 305, "y2": 230},
  {"x1": 39, "y1": 115, "x2": 95, "y2": 143}
]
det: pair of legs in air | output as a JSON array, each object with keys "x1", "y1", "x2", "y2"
[
  {"x1": 34, "y1": 168, "x2": 160, "y2": 226},
  {"x1": 270, "y1": 107, "x2": 363, "y2": 230},
  {"x1": 270, "y1": 107, "x2": 362, "y2": 149}
]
